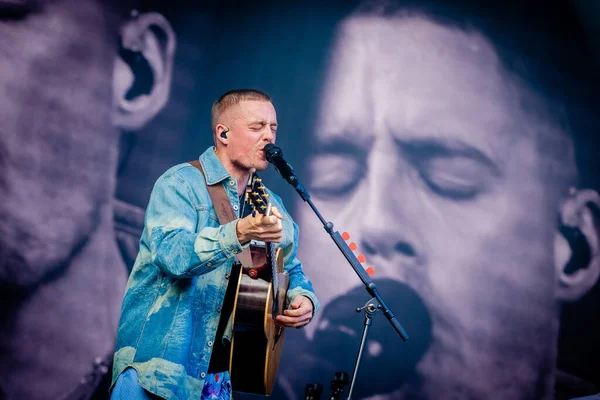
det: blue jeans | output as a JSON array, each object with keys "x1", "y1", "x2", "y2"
[{"x1": 111, "y1": 368, "x2": 231, "y2": 400}]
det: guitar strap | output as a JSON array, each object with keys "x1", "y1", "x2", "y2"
[{"x1": 189, "y1": 160, "x2": 254, "y2": 270}]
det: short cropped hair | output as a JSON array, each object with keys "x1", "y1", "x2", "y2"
[{"x1": 211, "y1": 88, "x2": 271, "y2": 134}]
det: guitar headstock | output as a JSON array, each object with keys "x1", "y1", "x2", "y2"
[{"x1": 245, "y1": 172, "x2": 271, "y2": 216}]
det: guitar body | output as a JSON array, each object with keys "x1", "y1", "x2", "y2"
[{"x1": 229, "y1": 245, "x2": 289, "y2": 395}]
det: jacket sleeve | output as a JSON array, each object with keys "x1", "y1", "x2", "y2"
[{"x1": 145, "y1": 171, "x2": 245, "y2": 278}]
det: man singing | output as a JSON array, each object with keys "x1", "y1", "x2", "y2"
[{"x1": 111, "y1": 89, "x2": 319, "y2": 399}]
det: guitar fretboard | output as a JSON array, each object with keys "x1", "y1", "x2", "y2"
[{"x1": 245, "y1": 173, "x2": 280, "y2": 316}]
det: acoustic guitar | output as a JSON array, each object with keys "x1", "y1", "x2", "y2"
[{"x1": 229, "y1": 174, "x2": 290, "y2": 395}]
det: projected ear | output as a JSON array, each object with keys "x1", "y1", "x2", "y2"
[
  {"x1": 554, "y1": 189, "x2": 600, "y2": 301},
  {"x1": 112, "y1": 11, "x2": 176, "y2": 131}
]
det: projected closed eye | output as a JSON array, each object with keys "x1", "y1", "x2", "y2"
[
  {"x1": 401, "y1": 138, "x2": 501, "y2": 201},
  {"x1": 418, "y1": 156, "x2": 494, "y2": 199},
  {"x1": 307, "y1": 138, "x2": 367, "y2": 201},
  {"x1": 308, "y1": 153, "x2": 364, "y2": 199}
]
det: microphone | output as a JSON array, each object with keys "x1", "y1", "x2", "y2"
[
  {"x1": 264, "y1": 144, "x2": 299, "y2": 187},
  {"x1": 264, "y1": 144, "x2": 310, "y2": 201}
]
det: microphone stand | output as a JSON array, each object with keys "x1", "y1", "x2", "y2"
[{"x1": 270, "y1": 157, "x2": 409, "y2": 400}]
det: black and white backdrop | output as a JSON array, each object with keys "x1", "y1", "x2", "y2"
[{"x1": 1, "y1": 1, "x2": 600, "y2": 399}]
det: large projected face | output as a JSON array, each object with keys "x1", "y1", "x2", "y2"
[
  {"x1": 0, "y1": 1, "x2": 177, "y2": 398},
  {"x1": 296, "y1": 12, "x2": 592, "y2": 399},
  {"x1": 0, "y1": 0, "x2": 119, "y2": 288},
  {"x1": 0, "y1": 0, "x2": 174, "y2": 289}
]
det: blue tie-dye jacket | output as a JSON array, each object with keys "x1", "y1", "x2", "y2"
[{"x1": 111, "y1": 147, "x2": 320, "y2": 399}]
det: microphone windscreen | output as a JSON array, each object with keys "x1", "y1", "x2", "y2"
[{"x1": 264, "y1": 143, "x2": 282, "y2": 162}]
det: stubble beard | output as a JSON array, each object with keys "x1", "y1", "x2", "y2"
[{"x1": 231, "y1": 154, "x2": 269, "y2": 174}]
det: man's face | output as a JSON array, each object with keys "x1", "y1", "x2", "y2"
[
  {"x1": 224, "y1": 100, "x2": 278, "y2": 172},
  {"x1": 0, "y1": 0, "x2": 120, "y2": 288},
  {"x1": 298, "y1": 15, "x2": 573, "y2": 399}
]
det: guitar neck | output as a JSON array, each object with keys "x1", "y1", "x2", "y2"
[{"x1": 245, "y1": 173, "x2": 279, "y2": 287}]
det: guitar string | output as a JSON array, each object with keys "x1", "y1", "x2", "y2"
[{"x1": 250, "y1": 176, "x2": 280, "y2": 312}]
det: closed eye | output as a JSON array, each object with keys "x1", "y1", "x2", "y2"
[
  {"x1": 400, "y1": 138, "x2": 501, "y2": 201},
  {"x1": 307, "y1": 137, "x2": 367, "y2": 199}
]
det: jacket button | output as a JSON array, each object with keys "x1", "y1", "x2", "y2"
[
  {"x1": 208, "y1": 341, "x2": 213, "y2": 347},
  {"x1": 207, "y1": 262, "x2": 212, "y2": 267},
  {"x1": 200, "y1": 372, "x2": 206, "y2": 378},
  {"x1": 233, "y1": 204, "x2": 239, "y2": 211},
  {"x1": 224, "y1": 273, "x2": 230, "y2": 279},
  {"x1": 217, "y1": 306, "x2": 222, "y2": 313},
  {"x1": 229, "y1": 180, "x2": 235, "y2": 186}
]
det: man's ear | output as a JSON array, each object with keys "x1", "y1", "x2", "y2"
[
  {"x1": 112, "y1": 11, "x2": 176, "y2": 131},
  {"x1": 554, "y1": 189, "x2": 600, "y2": 301},
  {"x1": 215, "y1": 124, "x2": 230, "y2": 144}
]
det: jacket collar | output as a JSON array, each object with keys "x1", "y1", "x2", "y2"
[{"x1": 198, "y1": 147, "x2": 231, "y2": 185}]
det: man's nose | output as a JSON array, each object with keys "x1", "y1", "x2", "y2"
[
  {"x1": 262, "y1": 127, "x2": 275, "y2": 143},
  {"x1": 357, "y1": 157, "x2": 423, "y2": 266}
]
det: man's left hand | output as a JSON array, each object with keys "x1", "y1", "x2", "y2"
[{"x1": 275, "y1": 295, "x2": 313, "y2": 328}]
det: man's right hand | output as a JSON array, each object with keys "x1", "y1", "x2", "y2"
[{"x1": 236, "y1": 207, "x2": 283, "y2": 244}]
